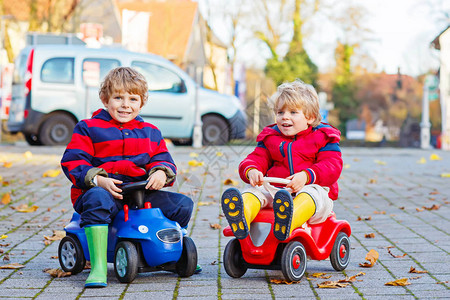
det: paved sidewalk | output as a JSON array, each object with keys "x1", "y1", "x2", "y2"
[{"x1": 0, "y1": 143, "x2": 449, "y2": 299}]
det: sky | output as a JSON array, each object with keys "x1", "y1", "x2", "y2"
[{"x1": 200, "y1": 0, "x2": 449, "y2": 77}]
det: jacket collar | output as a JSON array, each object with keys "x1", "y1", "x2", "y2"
[
  {"x1": 256, "y1": 124, "x2": 313, "y2": 142},
  {"x1": 91, "y1": 109, "x2": 144, "y2": 127}
]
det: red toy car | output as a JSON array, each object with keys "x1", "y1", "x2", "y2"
[{"x1": 222, "y1": 178, "x2": 351, "y2": 282}]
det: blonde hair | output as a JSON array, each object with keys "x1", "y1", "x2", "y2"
[
  {"x1": 272, "y1": 80, "x2": 322, "y2": 127},
  {"x1": 99, "y1": 67, "x2": 148, "y2": 107}
]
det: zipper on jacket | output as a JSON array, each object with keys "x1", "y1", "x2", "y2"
[
  {"x1": 279, "y1": 141, "x2": 286, "y2": 157},
  {"x1": 287, "y1": 140, "x2": 294, "y2": 175}
]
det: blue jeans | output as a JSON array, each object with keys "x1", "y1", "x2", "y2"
[{"x1": 74, "y1": 187, "x2": 193, "y2": 228}]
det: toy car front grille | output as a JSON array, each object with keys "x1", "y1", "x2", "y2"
[{"x1": 156, "y1": 228, "x2": 181, "y2": 243}]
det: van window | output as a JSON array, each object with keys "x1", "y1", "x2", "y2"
[
  {"x1": 12, "y1": 53, "x2": 28, "y2": 84},
  {"x1": 41, "y1": 58, "x2": 74, "y2": 84},
  {"x1": 82, "y1": 58, "x2": 120, "y2": 84},
  {"x1": 131, "y1": 61, "x2": 185, "y2": 93}
]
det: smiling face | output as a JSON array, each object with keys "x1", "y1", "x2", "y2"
[
  {"x1": 275, "y1": 102, "x2": 314, "y2": 136},
  {"x1": 102, "y1": 90, "x2": 142, "y2": 123}
]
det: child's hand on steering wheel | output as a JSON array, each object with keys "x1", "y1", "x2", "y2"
[
  {"x1": 247, "y1": 169, "x2": 264, "y2": 187},
  {"x1": 146, "y1": 170, "x2": 167, "y2": 190},
  {"x1": 286, "y1": 171, "x2": 308, "y2": 193}
]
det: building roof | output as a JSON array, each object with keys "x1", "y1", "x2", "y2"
[
  {"x1": 116, "y1": 0, "x2": 198, "y2": 63},
  {"x1": 431, "y1": 26, "x2": 450, "y2": 50}
]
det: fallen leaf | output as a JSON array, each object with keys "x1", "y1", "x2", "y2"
[
  {"x1": 23, "y1": 151, "x2": 33, "y2": 159},
  {"x1": 373, "y1": 211, "x2": 386, "y2": 214},
  {"x1": 345, "y1": 272, "x2": 365, "y2": 282},
  {"x1": 0, "y1": 175, "x2": 2, "y2": 181},
  {"x1": 386, "y1": 246, "x2": 407, "y2": 258},
  {"x1": 198, "y1": 201, "x2": 214, "y2": 206},
  {"x1": 423, "y1": 204, "x2": 440, "y2": 211},
  {"x1": 359, "y1": 249, "x2": 379, "y2": 268},
  {"x1": 209, "y1": 223, "x2": 221, "y2": 230},
  {"x1": 223, "y1": 178, "x2": 239, "y2": 186},
  {"x1": 50, "y1": 256, "x2": 58, "y2": 259},
  {"x1": 374, "y1": 160, "x2": 386, "y2": 165},
  {"x1": 42, "y1": 169, "x2": 61, "y2": 178},
  {"x1": 430, "y1": 153, "x2": 442, "y2": 161},
  {"x1": 1, "y1": 193, "x2": 11, "y2": 205},
  {"x1": 189, "y1": 152, "x2": 199, "y2": 158},
  {"x1": 44, "y1": 268, "x2": 71, "y2": 278},
  {"x1": 429, "y1": 190, "x2": 439, "y2": 195},
  {"x1": 317, "y1": 280, "x2": 350, "y2": 288},
  {"x1": 44, "y1": 230, "x2": 66, "y2": 241},
  {"x1": 188, "y1": 160, "x2": 204, "y2": 167},
  {"x1": 216, "y1": 152, "x2": 223, "y2": 157},
  {"x1": 399, "y1": 206, "x2": 405, "y2": 210},
  {"x1": 311, "y1": 272, "x2": 328, "y2": 278},
  {"x1": 416, "y1": 207, "x2": 424, "y2": 212},
  {"x1": 3, "y1": 162, "x2": 12, "y2": 168},
  {"x1": 369, "y1": 178, "x2": 377, "y2": 184},
  {"x1": 0, "y1": 263, "x2": 25, "y2": 269},
  {"x1": 385, "y1": 278, "x2": 411, "y2": 286},
  {"x1": 270, "y1": 279, "x2": 299, "y2": 284},
  {"x1": 365, "y1": 233, "x2": 376, "y2": 239},
  {"x1": 417, "y1": 157, "x2": 426, "y2": 164},
  {"x1": 343, "y1": 164, "x2": 350, "y2": 169},
  {"x1": 14, "y1": 204, "x2": 39, "y2": 213},
  {"x1": 3, "y1": 254, "x2": 10, "y2": 261},
  {"x1": 357, "y1": 216, "x2": 372, "y2": 221},
  {"x1": 441, "y1": 173, "x2": 450, "y2": 178},
  {"x1": 0, "y1": 235, "x2": 7, "y2": 240},
  {"x1": 409, "y1": 267, "x2": 428, "y2": 274}
]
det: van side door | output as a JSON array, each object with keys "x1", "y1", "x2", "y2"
[{"x1": 131, "y1": 61, "x2": 194, "y2": 139}]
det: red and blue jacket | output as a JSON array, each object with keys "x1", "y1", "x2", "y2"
[
  {"x1": 61, "y1": 109, "x2": 176, "y2": 205},
  {"x1": 239, "y1": 123, "x2": 343, "y2": 200}
]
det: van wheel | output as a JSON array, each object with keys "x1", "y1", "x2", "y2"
[
  {"x1": 39, "y1": 114, "x2": 76, "y2": 146},
  {"x1": 202, "y1": 115, "x2": 229, "y2": 145}
]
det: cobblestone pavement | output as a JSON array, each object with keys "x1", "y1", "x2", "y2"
[{"x1": 0, "y1": 143, "x2": 449, "y2": 299}]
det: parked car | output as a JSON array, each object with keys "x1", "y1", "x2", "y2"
[{"x1": 8, "y1": 45, "x2": 246, "y2": 146}]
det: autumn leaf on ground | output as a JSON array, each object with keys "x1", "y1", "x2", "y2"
[
  {"x1": 1, "y1": 193, "x2": 11, "y2": 205},
  {"x1": 0, "y1": 175, "x2": 2, "y2": 181},
  {"x1": 429, "y1": 190, "x2": 439, "y2": 195},
  {"x1": 209, "y1": 223, "x2": 221, "y2": 230},
  {"x1": 270, "y1": 279, "x2": 299, "y2": 284},
  {"x1": 3, "y1": 162, "x2": 12, "y2": 168},
  {"x1": 441, "y1": 173, "x2": 450, "y2": 178},
  {"x1": 189, "y1": 152, "x2": 199, "y2": 158},
  {"x1": 0, "y1": 263, "x2": 25, "y2": 269},
  {"x1": 357, "y1": 216, "x2": 372, "y2": 221},
  {"x1": 216, "y1": 151, "x2": 223, "y2": 157},
  {"x1": 42, "y1": 169, "x2": 61, "y2": 178},
  {"x1": 364, "y1": 233, "x2": 375, "y2": 238},
  {"x1": 386, "y1": 246, "x2": 407, "y2": 258},
  {"x1": 309, "y1": 272, "x2": 331, "y2": 279},
  {"x1": 374, "y1": 160, "x2": 386, "y2": 165},
  {"x1": 44, "y1": 268, "x2": 71, "y2": 278},
  {"x1": 0, "y1": 235, "x2": 8, "y2": 239},
  {"x1": 23, "y1": 151, "x2": 33, "y2": 159},
  {"x1": 409, "y1": 267, "x2": 428, "y2": 274},
  {"x1": 359, "y1": 249, "x2": 379, "y2": 268},
  {"x1": 344, "y1": 272, "x2": 365, "y2": 282},
  {"x1": 416, "y1": 207, "x2": 424, "y2": 212},
  {"x1": 197, "y1": 201, "x2": 214, "y2": 206},
  {"x1": 373, "y1": 211, "x2": 386, "y2": 214},
  {"x1": 385, "y1": 278, "x2": 411, "y2": 286},
  {"x1": 13, "y1": 204, "x2": 39, "y2": 213},
  {"x1": 423, "y1": 204, "x2": 440, "y2": 211},
  {"x1": 317, "y1": 280, "x2": 350, "y2": 288},
  {"x1": 223, "y1": 178, "x2": 239, "y2": 186},
  {"x1": 44, "y1": 230, "x2": 66, "y2": 241},
  {"x1": 430, "y1": 153, "x2": 442, "y2": 161},
  {"x1": 343, "y1": 164, "x2": 350, "y2": 169},
  {"x1": 369, "y1": 178, "x2": 377, "y2": 184},
  {"x1": 417, "y1": 157, "x2": 426, "y2": 164}
]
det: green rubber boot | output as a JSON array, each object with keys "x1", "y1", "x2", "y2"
[{"x1": 84, "y1": 225, "x2": 108, "y2": 288}]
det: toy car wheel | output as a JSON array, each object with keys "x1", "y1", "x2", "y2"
[
  {"x1": 223, "y1": 238, "x2": 247, "y2": 278},
  {"x1": 58, "y1": 235, "x2": 86, "y2": 274},
  {"x1": 281, "y1": 241, "x2": 307, "y2": 282},
  {"x1": 114, "y1": 241, "x2": 138, "y2": 283},
  {"x1": 176, "y1": 236, "x2": 198, "y2": 277},
  {"x1": 330, "y1": 232, "x2": 351, "y2": 271}
]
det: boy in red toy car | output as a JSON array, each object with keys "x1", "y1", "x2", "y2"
[
  {"x1": 221, "y1": 80, "x2": 343, "y2": 241},
  {"x1": 61, "y1": 67, "x2": 194, "y2": 288}
]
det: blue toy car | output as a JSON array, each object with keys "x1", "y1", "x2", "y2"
[{"x1": 58, "y1": 181, "x2": 198, "y2": 283}]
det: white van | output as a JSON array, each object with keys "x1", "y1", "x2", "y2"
[{"x1": 8, "y1": 45, "x2": 246, "y2": 145}]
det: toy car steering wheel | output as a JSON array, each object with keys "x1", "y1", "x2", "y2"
[
  {"x1": 120, "y1": 181, "x2": 148, "y2": 194},
  {"x1": 262, "y1": 177, "x2": 293, "y2": 197}
]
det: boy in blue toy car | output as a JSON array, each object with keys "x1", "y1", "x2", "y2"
[
  {"x1": 222, "y1": 80, "x2": 343, "y2": 241},
  {"x1": 61, "y1": 67, "x2": 194, "y2": 288}
]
